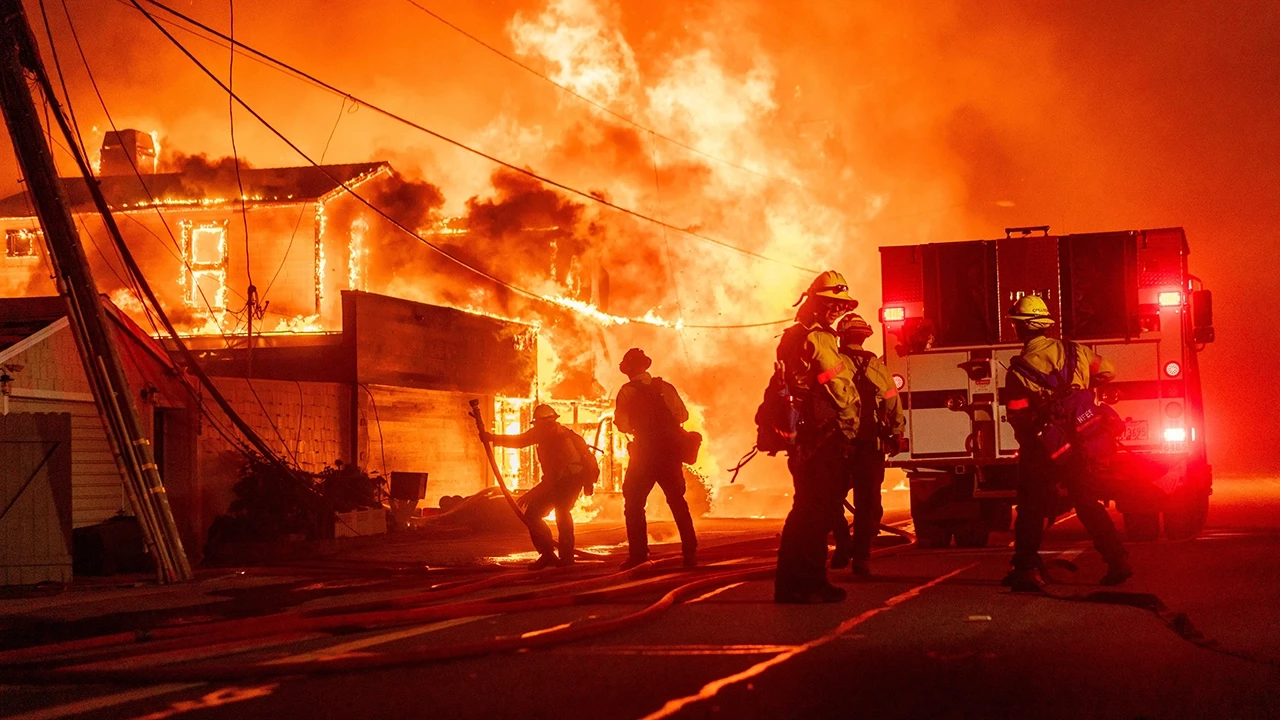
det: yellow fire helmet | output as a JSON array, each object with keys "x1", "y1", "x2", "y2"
[
  {"x1": 836, "y1": 312, "x2": 875, "y2": 341},
  {"x1": 797, "y1": 270, "x2": 857, "y2": 306},
  {"x1": 1007, "y1": 295, "x2": 1055, "y2": 329},
  {"x1": 532, "y1": 403, "x2": 560, "y2": 422}
]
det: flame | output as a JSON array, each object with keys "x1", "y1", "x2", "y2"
[
  {"x1": 270, "y1": 314, "x2": 324, "y2": 333},
  {"x1": 509, "y1": 0, "x2": 638, "y2": 107},
  {"x1": 348, "y1": 216, "x2": 368, "y2": 291},
  {"x1": 546, "y1": 295, "x2": 683, "y2": 329}
]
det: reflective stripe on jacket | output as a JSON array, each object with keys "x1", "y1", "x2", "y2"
[
  {"x1": 777, "y1": 320, "x2": 860, "y2": 439},
  {"x1": 843, "y1": 348, "x2": 906, "y2": 439}
]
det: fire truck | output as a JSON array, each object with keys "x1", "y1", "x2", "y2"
[{"x1": 878, "y1": 226, "x2": 1214, "y2": 547}]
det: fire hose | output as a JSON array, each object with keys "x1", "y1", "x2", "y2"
[
  {"x1": 2, "y1": 534, "x2": 914, "y2": 684},
  {"x1": 0, "y1": 540, "x2": 775, "y2": 668},
  {"x1": 467, "y1": 399, "x2": 532, "y2": 530},
  {"x1": 2, "y1": 563, "x2": 774, "y2": 685}
]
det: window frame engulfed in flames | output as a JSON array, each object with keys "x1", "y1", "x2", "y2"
[
  {"x1": 179, "y1": 219, "x2": 229, "y2": 311},
  {"x1": 5, "y1": 227, "x2": 40, "y2": 258}
]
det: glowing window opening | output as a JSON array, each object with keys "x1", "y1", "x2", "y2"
[
  {"x1": 5, "y1": 228, "x2": 39, "y2": 258},
  {"x1": 179, "y1": 219, "x2": 229, "y2": 310}
]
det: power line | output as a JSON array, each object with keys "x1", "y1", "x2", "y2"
[
  {"x1": 261, "y1": 96, "x2": 347, "y2": 304},
  {"x1": 55, "y1": 0, "x2": 303, "y2": 465},
  {"x1": 131, "y1": 0, "x2": 818, "y2": 276},
  {"x1": 227, "y1": 0, "x2": 252, "y2": 290},
  {"x1": 400, "y1": 0, "x2": 813, "y2": 193},
  {"x1": 127, "y1": 0, "x2": 800, "y2": 332}
]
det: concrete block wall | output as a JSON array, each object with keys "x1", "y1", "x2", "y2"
[
  {"x1": 203, "y1": 378, "x2": 350, "y2": 472},
  {"x1": 196, "y1": 379, "x2": 351, "y2": 549}
]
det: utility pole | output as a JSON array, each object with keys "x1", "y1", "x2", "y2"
[{"x1": 0, "y1": 0, "x2": 191, "y2": 581}]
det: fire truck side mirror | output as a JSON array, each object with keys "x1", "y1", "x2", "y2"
[{"x1": 1191, "y1": 290, "x2": 1214, "y2": 343}]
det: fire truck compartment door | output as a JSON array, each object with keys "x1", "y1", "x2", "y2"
[
  {"x1": 905, "y1": 352, "x2": 971, "y2": 457},
  {"x1": 1094, "y1": 341, "x2": 1162, "y2": 449}
]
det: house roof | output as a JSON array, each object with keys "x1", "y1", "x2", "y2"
[
  {"x1": 0, "y1": 162, "x2": 390, "y2": 219},
  {"x1": 0, "y1": 297, "x2": 66, "y2": 352},
  {"x1": 0, "y1": 295, "x2": 175, "y2": 369}
]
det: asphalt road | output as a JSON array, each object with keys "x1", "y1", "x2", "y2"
[{"x1": 3, "y1": 476, "x2": 1279, "y2": 720}]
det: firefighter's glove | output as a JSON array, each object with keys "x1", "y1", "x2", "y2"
[
  {"x1": 883, "y1": 435, "x2": 905, "y2": 456},
  {"x1": 480, "y1": 431, "x2": 495, "y2": 443},
  {"x1": 583, "y1": 481, "x2": 594, "y2": 497}
]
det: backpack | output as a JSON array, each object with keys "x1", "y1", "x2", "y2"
[
  {"x1": 847, "y1": 351, "x2": 880, "y2": 440},
  {"x1": 1010, "y1": 341, "x2": 1123, "y2": 465},
  {"x1": 563, "y1": 427, "x2": 600, "y2": 492},
  {"x1": 754, "y1": 362, "x2": 800, "y2": 456},
  {"x1": 630, "y1": 378, "x2": 681, "y2": 439}
]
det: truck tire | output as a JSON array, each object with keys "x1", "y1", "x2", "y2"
[
  {"x1": 1124, "y1": 512, "x2": 1160, "y2": 542},
  {"x1": 1163, "y1": 491, "x2": 1209, "y2": 540},
  {"x1": 916, "y1": 520, "x2": 952, "y2": 549},
  {"x1": 954, "y1": 518, "x2": 990, "y2": 548}
]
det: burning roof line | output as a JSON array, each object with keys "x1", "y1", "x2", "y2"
[{"x1": 0, "y1": 162, "x2": 391, "y2": 220}]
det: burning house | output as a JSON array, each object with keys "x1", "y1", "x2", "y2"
[
  {"x1": 0, "y1": 129, "x2": 395, "y2": 330},
  {"x1": 0, "y1": 128, "x2": 716, "y2": 562}
]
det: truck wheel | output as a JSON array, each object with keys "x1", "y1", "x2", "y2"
[
  {"x1": 1124, "y1": 512, "x2": 1160, "y2": 542},
  {"x1": 915, "y1": 521, "x2": 952, "y2": 549},
  {"x1": 1163, "y1": 491, "x2": 1209, "y2": 540},
  {"x1": 954, "y1": 518, "x2": 990, "y2": 548}
]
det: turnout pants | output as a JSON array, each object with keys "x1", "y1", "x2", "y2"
[
  {"x1": 1012, "y1": 445, "x2": 1127, "y2": 572},
  {"x1": 623, "y1": 442, "x2": 697, "y2": 561},
  {"x1": 777, "y1": 433, "x2": 848, "y2": 593},
  {"x1": 523, "y1": 480, "x2": 581, "y2": 559},
  {"x1": 831, "y1": 440, "x2": 887, "y2": 562}
]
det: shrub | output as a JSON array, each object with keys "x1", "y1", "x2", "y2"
[{"x1": 207, "y1": 455, "x2": 385, "y2": 545}]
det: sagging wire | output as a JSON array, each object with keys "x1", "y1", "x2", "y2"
[
  {"x1": 26, "y1": 14, "x2": 345, "y2": 514},
  {"x1": 57, "y1": 0, "x2": 306, "y2": 466}
]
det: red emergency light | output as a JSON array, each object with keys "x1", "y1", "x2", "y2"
[
  {"x1": 881, "y1": 307, "x2": 906, "y2": 323},
  {"x1": 1158, "y1": 291, "x2": 1183, "y2": 308},
  {"x1": 1164, "y1": 427, "x2": 1187, "y2": 443}
]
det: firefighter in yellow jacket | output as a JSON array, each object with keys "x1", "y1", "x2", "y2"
[
  {"x1": 483, "y1": 404, "x2": 585, "y2": 570},
  {"x1": 774, "y1": 271, "x2": 861, "y2": 604},
  {"x1": 1002, "y1": 295, "x2": 1131, "y2": 592},
  {"x1": 830, "y1": 313, "x2": 906, "y2": 576}
]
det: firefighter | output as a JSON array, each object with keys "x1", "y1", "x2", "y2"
[
  {"x1": 482, "y1": 403, "x2": 585, "y2": 570},
  {"x1": 829, "y1": 312, "x2": 906, "y2": 576},
  {"x1": 614, "y1": 348, "x2": 698, "y2": 570},
  {"x1": 774, "y1": 271, "x2": 861, "y2": 604},
  {"x1": 1002, "y1": 295, "x2": 1132, "y2": 592}
]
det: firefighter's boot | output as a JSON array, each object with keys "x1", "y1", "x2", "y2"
[
  {"x1": 1099, "y1": 557, "x2": 1133, "y2": 586},
  {"x1": 850, "y1": 559, "x2": 871, "y2": 577},
  {"x1": 528, "y1": 553, "x2": 558, "y2": 571},
  {"x1": 1007, "y1": 568, "x2": 1047, "y2": 594},
  {"x1": 619, "y1": 555, "x2": 647, "y2": 571}
]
